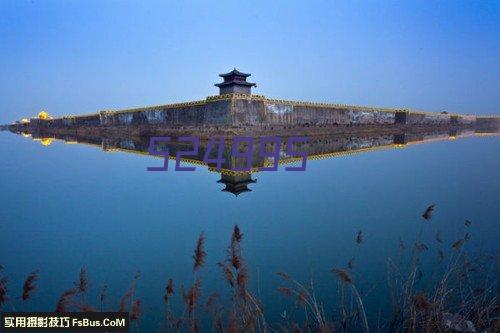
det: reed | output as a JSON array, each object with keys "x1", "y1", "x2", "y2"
[
  {"x1": 130, "y1": 299, "x2": 141, "y2": 321},
  {"x1": 77, "y1": 267, "x2": 89, "y2": 294},
  {"x1": 331, "y1": 268, "x2": 369, "y2": 333},
  {"x1": 55, "y1": 289, "x2": 77, "y2": 312},
  {"x1": 422, "y1": 204, "x2": 435, "y2": 220},
  {"x1": 193, "y1": 233, "x2": 206, "y2": 272},
  {"x1": 3, "y1": 206, "x2": 498, "y2": 332},
  {"x1": 21, "y1": 270, "x2": 38, "y2": 301},
  {"x1": 99, "y1": 284, "x2": 107, "y2": 311}
]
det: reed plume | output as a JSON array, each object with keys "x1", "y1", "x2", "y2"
[
  {"x1": 118, "y1": 288, "x2": 134, "y2": 312},
  {"x1": 347, "y1": 258, "x2": 355, "y2": 270},
  {"x1": 218, "y1": 262, "x2": 234, "y2": 287},
  {"x1": 193, "y1": 233, "x2": 206, "y2": 271},
  {"x1": 183, "y1": 278, "x2": 201, "y2": 314},
  {"x1": 77, "y1": 267, "x2": 88, "y2": 294},
  {"x1": 452, "y1": 239, "x2": 464, "y2": 251},
  {"x1": 332, "y1": 268, "x2": 353, "y2": 284},
  {"x1": 422, "y1": 204, "x2": 435, "y2": 220},
  {"x1": 356, "y1": 230, "x2": 364, "y2": 244},
  {"x1": 164, "y1": 278, "x2": 174, "y2": 303},
  {"x1": 277, "y1": 287, "x2": 292, "y2": 296},
  {"x1": 22, "y1": 270, "x2": 38, "y2": 301},
  {"x1": 332, "y1": 268, "x2": 369, "y2": 333},
  {"x1": 55, "y1": 289, "x2": 77, "y2": 312},
  {"x1": 232, "y1": 225, "x2": 243, "y2": 243}
]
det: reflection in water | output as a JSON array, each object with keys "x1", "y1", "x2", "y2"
[
  {"x1": 9, "y1": 126, "x2": 500, "y2": 195},
  {"x1": 1, "y1": 124, "x2": 499, "y2": 332}
]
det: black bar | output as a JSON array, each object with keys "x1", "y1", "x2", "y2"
[{"x1": 1, "y1": 312, "x2": 129, "y2": 332}]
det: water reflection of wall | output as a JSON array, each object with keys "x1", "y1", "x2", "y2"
[{"x1": 14, "y1": 126, "x2": 498, "y2": 196}]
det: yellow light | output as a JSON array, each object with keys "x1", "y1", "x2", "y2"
[
  {"x1": 21, "y1": 118, "x2": 30, "y2": 124},
  {"x1": 40, "y1": 138, "x2": 52, "y2": 146},
  {"x1": 38, "y1": 111, "x2": 51, "y2": 120},
  {"x1": 449, "y1": 136, "x2": 456, "y2": 140}
]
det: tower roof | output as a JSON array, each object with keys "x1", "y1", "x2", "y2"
[{"x1": 219, "y1": 68, "x2": 251, "y2": 78}]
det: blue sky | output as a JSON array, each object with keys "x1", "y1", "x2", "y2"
[{"x1": 0, "y1": 0, "x2": 499, "y2": 122}]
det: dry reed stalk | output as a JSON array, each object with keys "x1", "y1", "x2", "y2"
[
  {"x1": 183, "y1": 278, "x2": 201, "y2": 315},
  {"x1": 77, "y1": 267, "x2": 88, "y2": 294},
  {"x1": 422, "y1": 204, "x2": 435, "y2": 220},
  {"x1": 55, "y1": 289, "x2": 77, "y2": 312},
  {"x1": 452, "y1": 239, "x2": 465, "y2": 251},
  {"x1": 332, "y1": 268, "x2": 369, "y2": 333},
  {"x1": 130, "y1": 299, "x2": 141, "y2": 321},
  {"x1": 164, "y1": 278, "x2": 174, "y2": 303},
  {"x1": 99, "y1": 285, "x2": 107, "y2": 311},
  {"x1": 356, "y1": 231, "x2": 364, "y2": 245},
  {"x1": 347, "y1": 258, "x2": 355, "y2": 270},
  {"x1": 21, "y1": 270, "x2": 38, "y2": 301},
  {"x1": 193, "y1": 233, "x2": 206, "y2": 271}
]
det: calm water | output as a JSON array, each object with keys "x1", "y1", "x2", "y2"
[{"x1": 0, "y1": 130, "x2": 499, "y2": 330}]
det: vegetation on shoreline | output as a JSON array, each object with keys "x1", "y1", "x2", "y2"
[{"x1": 0, "y1": 206, "x2": 498, "y2": 332}]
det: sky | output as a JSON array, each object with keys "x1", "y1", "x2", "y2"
[{"x1": 0, "y1": 0, "x2": 499, "y2": 123}]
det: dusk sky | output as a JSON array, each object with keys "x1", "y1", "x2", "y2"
[{"x1": 1, "y1": 0, "x2": 499, "y2": 123}]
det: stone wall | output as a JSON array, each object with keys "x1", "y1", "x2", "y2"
[
  {"x1": 99, "y1": 99, "x2": 232, "y2": 126},
  {"x1": 476, "y1": 116, "x2": 500, "y2": 131},
  {"x1": 407, "y1": 113, "x2": 451, "y2": 125},
  {"x1": 27, "y1": 94, "x2": 489, "y2": 130},
  {"x1": 260, "y1": 99, "x2": 395, "y2": 125}
]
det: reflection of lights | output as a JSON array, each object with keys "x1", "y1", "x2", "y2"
[
  {"x1": 394, "y1": 144, "x2": 406, "y2": 148},
  {"x1": 40, "y1": 138, "x2": 52, "y2": 146},
  {"x1": 21, "y1": 132, "x2": 32, "y2": 138},
  {"x1": 65, "y1": 141, "x2": 78, "y2": 144},
  {"x1": 38, "y1": 111, "x2": 51, "y2": 120}
]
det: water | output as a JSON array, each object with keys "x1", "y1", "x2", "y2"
[{"x1": 0, "y1": 129, "x2": 499, "y2": 331}]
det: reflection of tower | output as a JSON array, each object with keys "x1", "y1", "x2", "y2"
[{"x1": 217, "y1": 173, "x2": 257, "y2": 196}]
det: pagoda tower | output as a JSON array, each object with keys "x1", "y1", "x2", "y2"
[
  {"x1": 217, "y1": 173, "x2": 257, "y2": 196},
  {"x1": 215, "y1": 68, "x2": 256, "y2": 95}
]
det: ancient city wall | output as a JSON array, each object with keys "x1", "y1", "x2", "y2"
[
  {"x1": 24, "y1": 94, "x2": 492, "y2": 130},
  {"x1": 99, "y1": 98, "x2": 232, "y2": 126}
]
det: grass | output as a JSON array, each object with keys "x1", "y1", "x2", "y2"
[{"x1": 0, "y1": 206, "x2": 498, "y2": 332}]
